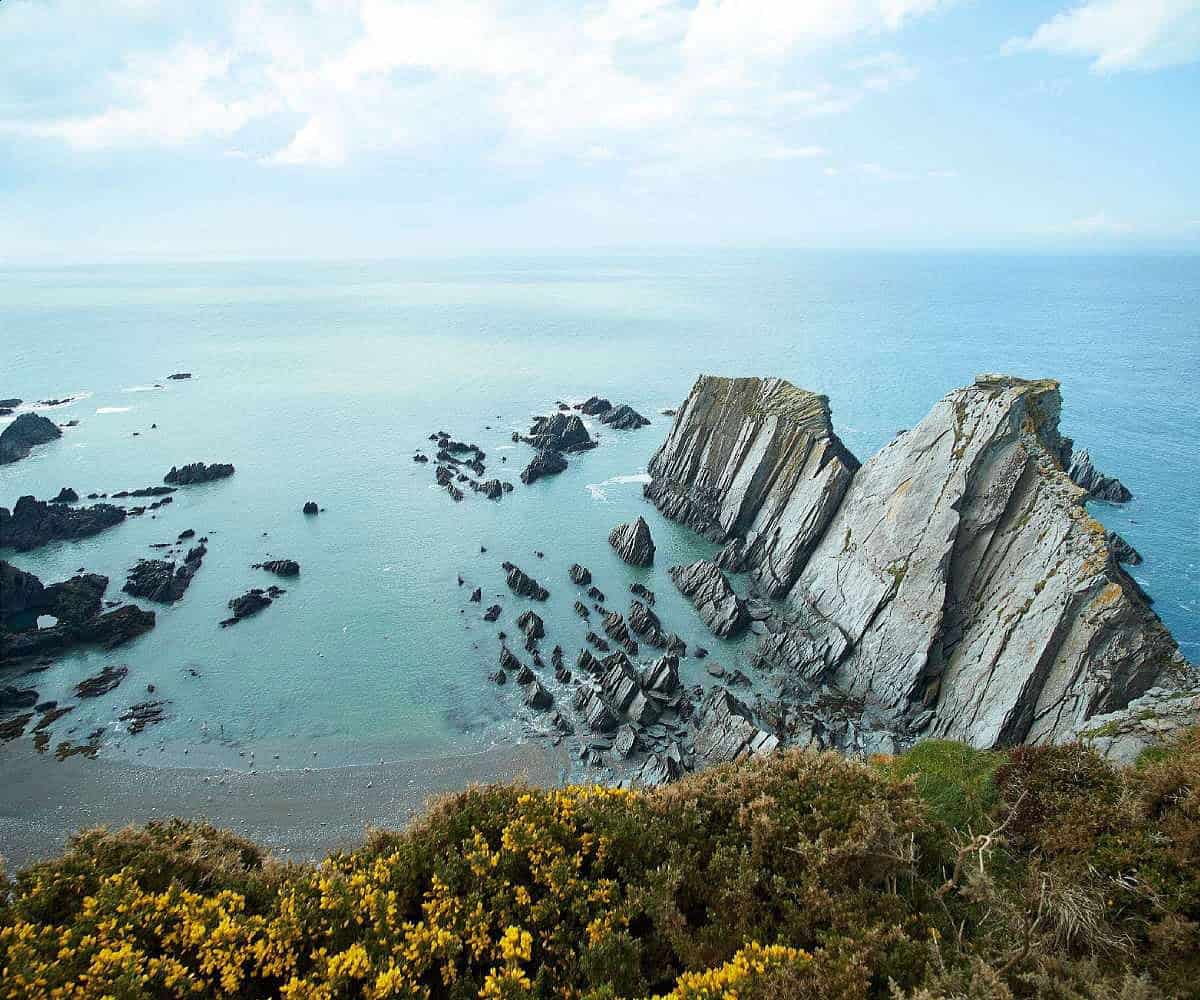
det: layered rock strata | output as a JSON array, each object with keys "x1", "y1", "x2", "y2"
[{"x1": 649, "y1": 373, "x2": 1189, "y2": 748}]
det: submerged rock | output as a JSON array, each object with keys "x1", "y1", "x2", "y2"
[
  {"x1": 0, "y1": 412, "x2": 62, "y2": 465},
  {"x1": 164, "y1": 462, "x2": 235, "y2": 485},
  {"x1": 608, "y1": 516, "x2": 655, "y2": 566},
  {"x1": 75, "y1": 664, "x2": 129, "y2": 698},
  {"x1": 599, "y1": 404, "x2": 650, "y2": 429},
  {"x1": 669, "y1": 560, "x2": 749, "y2": 638},
  {"x1": 0, "y1": 496, "x2": 126, "y2": 552},
  {"x1": 520, "y1": 449, "x2": 568, "y2": 485},
  {"x1": 1067, "y1": 447, "x2": 1133, "y2": 503}
]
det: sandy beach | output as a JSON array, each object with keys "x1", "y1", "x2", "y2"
[{"x1": 0, "y1": 739, "x2": 569, "y2": 870}]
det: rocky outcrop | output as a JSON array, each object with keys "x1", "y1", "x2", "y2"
[
  {"x1": 1066, "y1": 447, "x2": 1132, "y2": 503},
  {"x1": 569, "y1": 564, "x2": 592, "y2": 586},
  {"x1": 164, "y1": 462, "x2": 235, "y2": 485},
  {"x1": 255, "y1": 559, "x2": 300, "y2": 577},
  {"x1": 0, "y1": 496, "x2": 126, "y2": 551},
  {"x1": 608, "y1": 516, "x2": 655, "y2": 566},
  {"x1": 50, "y1": 487, "x2": 78, "y2": 504},
  {"x1": 2, "y1": 604, "x2": 154, "y2": 662},
  {"x1": 0, "y1": 413, "x2": 61, "y2": 465},
  {"x1": 44, "y1": 573, "x2": 108, "y2": 623},
  {"x1": 520, "y1": 450, "x2": 567, "y2": 485},
  {"x1": 652, "y1": 373, "x2": 1190, "y2": 750},
  {"x1": 577, "y1": 396, "x2": 612, "y2": 416},
  {"x1": 646, "y1": 376, "x2": 858, "y2": 597},
  {"x1": 503, "y1": 562, "x2": 549, "y2": 601},
  {"x1": 0, "y1": 560, "x2": 45, "y2": 623},
  {"x1": 124, "y1": 545, "x2": 205, "y2": 604},
  {"x1": 522, "y1": 413, "x2": 596, "y2": 453},
  {"x1": 669, "y1": 560, "x2": 750, "y2": 638},
  {"x1": 1107, "y1": 531, "x2": 1142, "y2": 566},
  {"x1": 599, "y1": 404, "x2": 649, "y2": 429},
  {"x1": 1066, "y1": 686, "x2": 1200, "y2": 765},
  {"x1": 303, "y1": 501, "x2": 319, "y2": 515},
  {"x1": 693, "y1": 688, "x2": 779, "y2": 767},
  {"x1": 220, "y1": 587, "x2": 281, "y2": 627}
]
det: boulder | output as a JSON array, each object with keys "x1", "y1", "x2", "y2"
[
  {"x1": 302, "y1": 501, "x2": 319, "y2": 515},
  {"x1": 0, "y1": 413, "x2": 62, "y2": 465},
  {"x1": 669, "y1": 560, "x2": 749, "y2": 637},
  {"x1": 0, "y1": 496, "x2": 126, "y2": 552},
  {"x1": 49, "y1": 487, "x2": 78, "y2": 504},
  {"x1": 220, "y1": 588, "x2": 275, "y2": 626},
  {"x1": 520, "y1": 449, "x2": 568, "y2": 485},
  {"x1": 569, "y1": 563, "x2": 592, "y2": 586},
  {"x1": 164, "y1": 462, "x2": 235, "y2": 485},
  {"x1": 608, "y1": 516, "x2": 655, "y2": 566}
]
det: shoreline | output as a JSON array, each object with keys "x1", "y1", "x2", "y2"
[{"x1": 0, "y1": 738, "x2": 569, "y2": 870}]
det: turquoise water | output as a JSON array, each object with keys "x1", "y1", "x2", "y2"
[{"x1": 1, "y1": 253, "x2": 1196, "y2": 769}]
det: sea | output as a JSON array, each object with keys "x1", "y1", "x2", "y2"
[{"x1": 1, "y1": 251, "x2": 1197, "y2": 771}]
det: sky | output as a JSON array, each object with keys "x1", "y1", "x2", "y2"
[{"x1": 1, "y1": 0, "x2": 1198, "y2": 260}]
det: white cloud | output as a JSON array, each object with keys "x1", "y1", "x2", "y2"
[
  {"x1": 7, "y1": 0, "x2": 945, "y2": 174},
  {"x1": 1009, "y1": 0, "x2": 1200, "y2": 72}
]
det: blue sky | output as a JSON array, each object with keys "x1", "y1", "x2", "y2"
[{"x1": 1, "y1": 0, "x2": 1198, "y2": 259}]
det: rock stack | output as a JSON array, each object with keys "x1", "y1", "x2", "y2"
[{"x1": 608, "y1": 516, "x2": 655, "y2": 566}]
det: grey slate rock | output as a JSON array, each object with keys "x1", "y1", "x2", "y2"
[
  {"x1": 608, "y1": 516, "x2": 655, "y2": 566},
  {"x1": 669, "y1": 560, "x2": 749, "y2": 637},
  {"x1": 0, "y1": 413, "x2": 62, "y2": 465}
]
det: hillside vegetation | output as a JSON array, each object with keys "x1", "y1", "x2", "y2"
[{"x1": 2, "y1": 733, "x2": 1197, "y2": 999}]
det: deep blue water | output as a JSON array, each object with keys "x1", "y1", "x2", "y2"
[{"x1": 1, "y1": 252, "x2": 1196, "y2": 769}]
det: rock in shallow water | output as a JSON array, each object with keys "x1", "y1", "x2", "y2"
[
  {"x1": 1066, "y1": 446, "x2": 1133, "y2": 503},
  {"x1": 520, "y1": 449, "x2": 568, "y2": 485},
  {"x1": 669, "y1": 560, "x2": 750, "y2": 638},
  {"x1": 502, "y1": 562, "x2": 549, "y2": 601},
  {"x1": 598, "y1": 403, "x2": 649, "y2": 429},
  {"x1": 608, "y1": 516, "x2": 655, "y2": 566},
  {"x1": 0, "y1": 413, "x2": 62, "y2": 465},
  {"x1": 164, "y1": 462, "x2": 235, "y2": 485},
  {"x1": 0, "y1": 495, "x2": 126, "y2": 552}
]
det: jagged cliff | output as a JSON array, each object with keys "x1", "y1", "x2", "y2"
[
  {"x1": 645, "y1": 376, "x2": 858, "y2": 597},
  {"x1": 648, "y1": 373, "x2": 1189, "y2": 748}
]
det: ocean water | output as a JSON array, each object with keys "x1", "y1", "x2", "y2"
[{"x1": 1, "y1": 252, "x2": 1196, "y2": 770}]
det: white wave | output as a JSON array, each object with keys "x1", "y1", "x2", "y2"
[
  {"x1": 96, "y1": 406, "x2": 132, "y2": 414},
  {"x1": 585, "y1": 471, "x2": 650, "y2": 501},
  {"x1": 121, "y1": 385, "x2": 163, "y2": 393}
]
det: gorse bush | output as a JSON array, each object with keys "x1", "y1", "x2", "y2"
[{"x1": 2, "y1": 734, "x2": 1198, "y2": 999}]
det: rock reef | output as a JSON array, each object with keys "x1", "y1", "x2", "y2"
[
  {"x1": 0, "y1": 496, "x2": 127, "y2": 551},
  {"x1": 649, "y1": 373, "x2": 1189, "y2": 749},
  {"x1": 0, "y1": 413, "x2": 61, "y2": 465},
  {"x1": 164, "y1": 462, "x2": 235, "y2": 485}
]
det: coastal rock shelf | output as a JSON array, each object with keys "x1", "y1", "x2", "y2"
[{"x1": 648, "y1": 373, "x2": 1191, "y2": 751}]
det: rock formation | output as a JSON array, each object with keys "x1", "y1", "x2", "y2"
[
  {"x1": 1066, "y1": 447, "x2": 1132, "y2": 503},
  {"x1": 0, "y1": 413, "x2": 61, "y2": 465},
  {"x1": 599, "y1": 404, "x2": 650, "y2": 429},
  {"x1": 522, "y1": 413, "x2": 596, "y2": 453},
  {"x1": 608, "y1": 516, "x2": 655, "y2": 566},
  {"x1": 669, "y1": 560, "x2": 750, "y2": 638},
  {"x1": 650, "y1": 374, "x2": 1190, "y2": 750},
  {"x1": 124, "y1": 545, "x2": 206, "y2": 604},
  {"x1": 577, "y1": 396, "x2": 612, "y2": 416},
  {"x1": 255, "y1": 559, "x2": 301, "y2": 577},
  {"x1": 646, "y1": 376, "x2": 858, "y2": 597},
  {"x1": 1065, "y1": 685, "x2": 1200, "y2": 765},
  {"x1": 502, "y1": 562, "x2": 549, "y2": 601},
  {"x1": 164, "y1": 462, "x2": 235, "y2": 485},
  {"x1": 1107, "y1": 531, "x2": 1143, "y2": 566},
  {"x1": 520, "y1": 450, "x2": 567, "y2": 485},
  {"x1": 0, "y1": 496, "x2": 126, "y2": 551}
]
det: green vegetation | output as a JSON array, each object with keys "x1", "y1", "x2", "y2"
[{"x1": 2, "y1": 731, "x2": 1197, "y2": 999}]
